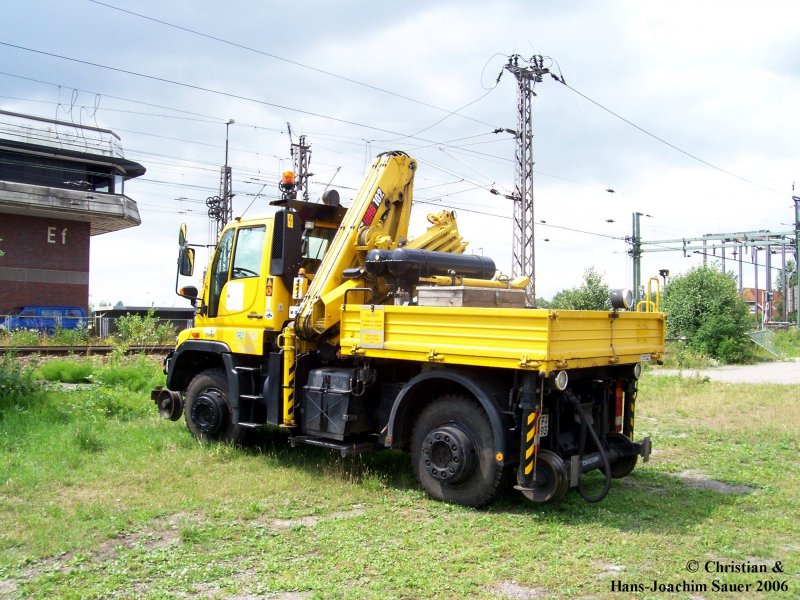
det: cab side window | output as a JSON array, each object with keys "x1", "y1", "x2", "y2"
[
  {"x1": 208, "y1": 229, "x2": 235, "y2": 318},
  {"x1": 231, "y1": 226, "x2": 266, "y2": 280}
]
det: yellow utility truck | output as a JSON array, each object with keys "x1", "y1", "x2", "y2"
[{"x1": 153, "y1": 151, "x2": 665, "y2": 506}]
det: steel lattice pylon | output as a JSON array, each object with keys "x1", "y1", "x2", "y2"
[
  {"x1": 505, "y1": 55, "x2": 548, "y2": 305},
  {"x1": 208, "y1": 120, "x2": 235, "y2": 240}
]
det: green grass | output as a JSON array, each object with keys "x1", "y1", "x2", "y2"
[
  {"x1": 34, "y1": 359, "x2": 95, "y2": 384},
  {"x1": 0, "y1": 361, "x2": 798, "y2": 598},
  {"x1": 773, "y1": 327, "x2": 800, "y2": 357}
]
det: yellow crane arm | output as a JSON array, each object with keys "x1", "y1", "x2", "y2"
[{"x1": 295, "y1": 151, "x2": 418, "y2": 340}]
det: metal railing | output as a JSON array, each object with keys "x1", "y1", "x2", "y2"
[{"x1": 0, "y1": 314, "x2": 194, "y2": 340}]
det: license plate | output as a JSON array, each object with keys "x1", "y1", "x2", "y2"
[{"x1": 539, "y1": 413, "x2": 549, "y2": 437}]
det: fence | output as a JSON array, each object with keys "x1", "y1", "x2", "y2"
[
  {"x1": 91, "y1": 316, "x2": 194, "y2": 339},
  {"x1": 0, "y1": 314, "x2": 194, "y2": 340}
]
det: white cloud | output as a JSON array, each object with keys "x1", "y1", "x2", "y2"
[{"x1": 3, "y1": 0, "x2": 798, "y2": 305}]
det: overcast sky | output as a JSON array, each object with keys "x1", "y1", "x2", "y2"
[{"x1": 2, "y1": 0, "x2": 798, "y2": 306}]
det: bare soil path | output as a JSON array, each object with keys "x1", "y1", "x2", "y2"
[{"x1": 653, "y1": 358, "x2": 800, "y2": 385}]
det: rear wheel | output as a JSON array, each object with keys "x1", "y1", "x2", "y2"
[
  {"x1": 184, "y1": 369, "x2": 250, "y2": 445},
  {"x1": 411, "y1": 395, "x2": 507, "y2": 508}
]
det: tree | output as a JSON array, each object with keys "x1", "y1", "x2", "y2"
[
  {"x1": 549, "y1": 267, "x2": 611, "y2": 311},
  {"x1": 661, "y1": 265, "x2": 752, "y2": 363}
]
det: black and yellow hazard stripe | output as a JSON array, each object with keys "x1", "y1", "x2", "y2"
[
  {"x1": 519, "y1": 409, "x2": 539, "y2": 486},
  {"x1": 280, "y1": 326, "x2": 297, "y2": 427},
  {"x1": 624, "y1": 390, "x2": 635, "y2": 439}
]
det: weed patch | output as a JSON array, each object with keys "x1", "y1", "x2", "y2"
[
  {"x1": 95, "y1": 354, "x2": 164, "y2": 392},
  {"x1": 34, "y1": 359, "x2": 94, "y2": 384},
  {"x1": 0, "y1": 353, "x2": 41, "y2": 412}
]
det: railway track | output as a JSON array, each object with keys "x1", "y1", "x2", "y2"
[{"x1": 0, "y1": 345, "x2": 173, "y2": 356}]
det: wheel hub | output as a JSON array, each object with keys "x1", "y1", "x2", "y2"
[
  {"x1": 421, "y1": 424, "x2": 477, "y2": 484},
  {"x1": 191, "y1": 389, "x2": 227, "y2": 434}
]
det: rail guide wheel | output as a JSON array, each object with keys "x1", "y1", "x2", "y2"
[{"x1": 519, "y1": 449, "x2": 569, "y2": 503}]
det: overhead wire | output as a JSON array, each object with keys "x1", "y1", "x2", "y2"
[
  {"x1": 7, "y1": 38, "x2": 787, "y2": 260},
  {"x1": 550, "y1": 74, "x2": 786, "y2": 196},
  {"x1": 87, "y1": 0, "x2": 501, "y2": 130}
]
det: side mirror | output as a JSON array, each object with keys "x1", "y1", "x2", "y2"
[
  {"x1": 179, "y1": 223, "x2": 188, "y2": 246},
  {"x1": 178, "y1": 246, "x2": 195, "y2": 277},
  {"x1": 178, "y1": 285, "x2": 198, "y2": 300}
]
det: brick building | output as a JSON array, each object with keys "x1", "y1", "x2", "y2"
[{"x1": 0, "y1": 110, "x2": 144, "y2": 313}]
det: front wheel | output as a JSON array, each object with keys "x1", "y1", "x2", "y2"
[
  {"x1": 184, "y1": 369, "x2": 250, "y2": 445},
  {"x1": 411, "y1": 395, "x2": 508, "y2": 508}
]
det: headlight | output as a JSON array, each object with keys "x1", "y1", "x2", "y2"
[
  {"x1": 610, "y1": 288, "x2": 633, "y2": 310},
  {"x1": 554, "y1": 370, "x2": 569, "y2": 391}
]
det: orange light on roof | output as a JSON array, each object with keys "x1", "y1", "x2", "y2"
[{"x1": 281, "y1": 171, "x2": 296, "y2": 186}]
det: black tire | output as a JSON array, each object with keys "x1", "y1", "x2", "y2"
[
  {"x1": 607, "y1": 432, "x2": 638, "y2": 479},
  {"x1": 519, "y1": 449, "x2": 569, "y2": 504},
  {"x1": 184, "y1": 369, "x2": 250, "y2": 445},
  {"x1": 411, "y1": 395, "x2": 507, "y2": 508}
]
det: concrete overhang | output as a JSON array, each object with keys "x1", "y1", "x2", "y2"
[{"x1": 0, "y1": 180, "x2": 140, "y2": 235}]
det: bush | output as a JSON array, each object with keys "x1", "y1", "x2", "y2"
[
  {"x1": 661, "y1": 265, "x2": 753, "y2": 363},
  {"x1": 48, "y1": 325, "x2": 90, "y2": 346},
  {"x1": 0, "y1": 353, "x2": 41, "y2": 412},
  {"x1": 550, "y1": 267, "x2": 612, "y2": 311},
  {"x1": 115, "y1": 309, "x2": 176, "y2": 346},
  {"x1": 4, "y1": 329, "x2": 40, "y2": 347}
]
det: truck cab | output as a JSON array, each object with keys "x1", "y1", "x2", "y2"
[{"x1": 180, "y1": 199, "x2": 346, "y2": 347}]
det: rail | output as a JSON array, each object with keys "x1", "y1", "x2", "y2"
[{"x1": 0, "y1": 345, "x2": 174, "y2": 356}]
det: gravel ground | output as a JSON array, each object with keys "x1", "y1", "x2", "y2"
[{"x1": 653, "y1": 358, "x2": 800, "y2": 385}]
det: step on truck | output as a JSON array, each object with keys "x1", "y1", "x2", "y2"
[{"x1": 152, "y1": 151, "x2": 666, "y2": 507}]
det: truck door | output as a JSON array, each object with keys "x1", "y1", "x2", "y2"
[
  {"x1": 207, "y1": 226, "x2": 267, "y2": 320},
  {"x1": 207, "y1": 229, "x2": 234, "y2": 318}
]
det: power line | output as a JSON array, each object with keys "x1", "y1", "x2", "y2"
[
  {"x1": 0, "y1": 54, "x2": 506, "y2": 160},
  {"x1": 558, "y1": 80, "x2": 786, "y2": 196},
  {"x1": 0, "y1": 41, "x2": 413, "y2": 137},
  {"x1": 0, "y1": 72, "x2": 625, "y2": 200},
  {"x1": 87, "y1": 0, "x2": 501, "y2": 130}
]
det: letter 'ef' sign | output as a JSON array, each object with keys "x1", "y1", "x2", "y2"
[{"x1": 47, "y1": 227, "x2": 68, "y2": 244}]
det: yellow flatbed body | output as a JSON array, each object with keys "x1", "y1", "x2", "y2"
[{"x1": 340, "y1": 305, "x2": 665, "y2": 375}]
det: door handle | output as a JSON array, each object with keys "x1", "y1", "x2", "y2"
[{"x1": 247, "y1": 313, "x2": 263, "y2": 319}]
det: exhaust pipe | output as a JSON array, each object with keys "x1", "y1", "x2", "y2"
[{"x1": 151, "y1": 387, "x2": 183, "y2": 421}]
